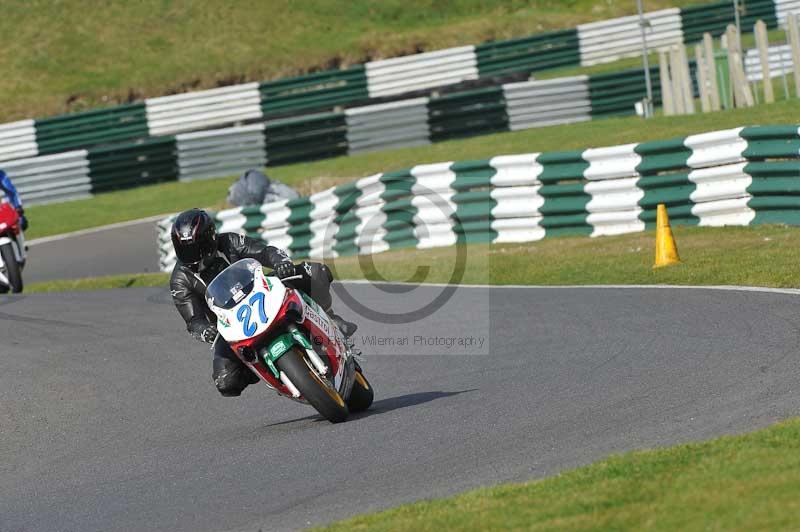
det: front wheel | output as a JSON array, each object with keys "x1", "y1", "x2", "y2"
[
  {"x1": 0, "y1": 243, "x2": 23, "y2": 293},
  {"x1": 276, "y1": 346, "x2": 349, "y2": 423},
  {"x1": 347, "y1": 368, "x2": 374, "y2": 412}
]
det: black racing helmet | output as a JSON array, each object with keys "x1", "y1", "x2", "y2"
[{"x1": 171, "y1": 208, "x2": 217, "y2": 269}]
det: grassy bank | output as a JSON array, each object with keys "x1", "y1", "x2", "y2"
[
  {"x1": 3, "y1": 0, "x2": 696, "y2": 122},
  {"x1": 24, "y1": 98, "x2": 800, "y2": 240},
  {"x1": 317, "y1": 417, "x2": 800, "y2": 531},
  {"x1": 26, "y1": 224, "x2": 800, "y2": 292}
]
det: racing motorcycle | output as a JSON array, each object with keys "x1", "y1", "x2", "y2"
[
  {"x1": 206, "y1": 258, "x2": 373, "y2": 423},
  {"x1": 0, "y1": 200, "x2": 26, "y2": 293}
]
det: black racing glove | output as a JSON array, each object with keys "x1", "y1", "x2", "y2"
[
  {"x1": 16, "y1": 208, "x2": 27, "y2": 231},
  {"x1": 274, "y1": 260, "x2": 295, "y2": 280},
  {"x1": 200, "y1": 324, "x2": 218, "y2": 344}
]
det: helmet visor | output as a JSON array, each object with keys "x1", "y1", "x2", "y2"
[{"x1": 175, "y1": 240, "x2": 203, "y2": 265}]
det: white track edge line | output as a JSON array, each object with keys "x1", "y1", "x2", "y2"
[{"x1": 338, "y1": 280, "x2": 800, "y2": 296}]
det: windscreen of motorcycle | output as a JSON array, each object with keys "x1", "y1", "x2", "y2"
[{"x1": 206, "y1": 258, "x2": 287, "y2": 343}]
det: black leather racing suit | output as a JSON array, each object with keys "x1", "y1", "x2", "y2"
[{"x1": 170, "y1": 232, "x2": 334, "y2": 396}]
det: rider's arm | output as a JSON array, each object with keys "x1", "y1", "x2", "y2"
[
  {"x1": 0, "y1": 171, "x2": 23, "y2": 210},
  {"x1": 222, "y1": 232, "x2": 291, "y2": 270},
  {"x1": 170, "y1": 268, "x2": 216, "y2": 343}
]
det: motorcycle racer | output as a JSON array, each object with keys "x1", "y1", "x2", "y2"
[
  {"x1": 169, "y1": 208, "x2": 357, "y2": 397},
  {"x1": 0, "y1": 170, "x2": 28, "y2": 230}
]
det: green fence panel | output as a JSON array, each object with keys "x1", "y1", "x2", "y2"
[
  {"x1": 475, "y1": 29, "x2": 581, "y2": 78},
  {"x1": 35, "y1": 103, "x2": 149, "y2": 155},
  {"x1": 87, "y1": 136, "x2": 177, "y2": 193}
]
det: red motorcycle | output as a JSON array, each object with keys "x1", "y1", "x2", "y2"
[{"x1": 0, "y1": 201, "x2": 26, "y2": 293}]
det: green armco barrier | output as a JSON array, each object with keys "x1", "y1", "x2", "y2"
[
  {"x1": 475, "y1": 29, "x2": 581, "y2": 78},
  {"x1": 88, "y1": 136, "x2": 176, "y2": 193},
  {"x1": 680, "y1": 0, "x2": 777, "y2": 43},
  {"x1": 259, "y1": 66, "x2": 369, "y2": 117},
  {"x1": 428, "y1": 87, "x2": 508, "y2": 142},
  {"x1": 35, "y1": 103, "x2": 148, "y2": 155},
  {"x1": 264, "y1": 111, "x2": 347, "y2": 165}
]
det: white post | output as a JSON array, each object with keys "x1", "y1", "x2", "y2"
[
  {"x1": 679, "y1": 43, "x2": 696, "y2": 113},
  {"x1": 660, "y1": 50, "x2": 675, "y2": 115},
  {"x1": 755, "y1": 20, "x2": 775, "y2": 103},
  {"x1": 695, "y1": 44, "x2": 712, "y2": 112},
  {"x1": 789, "y1": 13, "x2": 800, "y2": 97},
  {"x1": 670, "y1": 46, "x2": 686, "y2": 114},
  {"x1": 704, "y1": 32, "x2": 721, "y2": 110}
]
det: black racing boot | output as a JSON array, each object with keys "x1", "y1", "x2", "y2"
[{"x1": 330, "y1": 311, "x2": 357, "y2": 338}]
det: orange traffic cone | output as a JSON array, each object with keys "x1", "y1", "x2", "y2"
[{"x1": 653, "y1": 204, "x2": 681, "y2": 268}]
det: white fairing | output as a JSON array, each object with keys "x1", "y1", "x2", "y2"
[
  {"x1": 0, "y1": 232, "x2": 25, "y2": 265},
  {"x1": 206, "y1": 259, "x2": 287, "y2": 343}
]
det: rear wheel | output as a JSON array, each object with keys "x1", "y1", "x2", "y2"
[
  {"x1": 347, "y1": 368, "x2": 374, "y2": 412},
  {"x1": 0, "y1": 243, "x2": 22, "y2": 293},
  {"x1": 276, "y1": 346, "x2": 349, "y2": 423}
]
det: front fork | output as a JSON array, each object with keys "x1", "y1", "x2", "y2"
[{"x1": 260, "y1": 323, "x2": 354, "y2": 401}]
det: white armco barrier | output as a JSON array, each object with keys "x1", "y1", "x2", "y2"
[
  {"x1": 3, "y1": 150, "x2": 91, "y2": 205},
  {"x1": 503, "y1": 76, "x2": 591, "y2": 131},
  {"x1": 146, "y1": 83, "x2": 263, "y2": 136},
  {"x1": 365, "y1": 46, "x2": 479, "y2": 98},
  {"x1": 176, "y1": 124, "x2": 266, "y2": 182},
  {"x1": 345, "y1": 97, "x2": 430, "y2": 155},
  {"x1": 578, "y1": 8, "x2": 684, "y2": 66},
  {"x1": 0, "y1": 120, "x2": 38, "y2": 163}
]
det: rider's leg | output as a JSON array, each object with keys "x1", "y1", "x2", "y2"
[
  {"x1": 211, "y1": 337, "x2": 259, "y2": 397},
  {"x1": 296, "y1": 261, "x2": 357, "y2": 337}
]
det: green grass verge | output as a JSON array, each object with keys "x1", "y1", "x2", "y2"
[
  {"x1": 317, "y1": 417, "x2": 800, "y2": 531},
  {"x1": 3, "y1": 0, "x2": 696, "y2": 122},
  {"x1": 26, "y1": 224, "x2": 800, "y2": 292},
  {"x1": 26, "y1": 272, "x2": 169, "y2": 293},
  {"x1": 25, "y1": 98, "x2": 800, "y2": 240}
]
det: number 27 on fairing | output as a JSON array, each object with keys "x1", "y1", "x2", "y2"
[{"x1": 237, "y1": 292, "x2": 267, "y2": 337}]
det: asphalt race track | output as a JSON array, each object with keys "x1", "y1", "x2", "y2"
[
  {"x1": 2, "y1": 283, "x2": 800, "y2": 531},
  {"x1": 25, "y1": 219, "x2": 162, "y2": 283}
]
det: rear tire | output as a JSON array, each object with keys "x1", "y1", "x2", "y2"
[
  {"x1": 276, "y1": 347, "x2": 349, "y2": 423},
  {"x1": 347, "y1": 369, "x2": 374, "y2": 412},
  {"x1": 0, "y1": 243, "x2": 22, "y2": 293}
]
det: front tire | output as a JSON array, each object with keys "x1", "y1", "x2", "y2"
[
  {"x1": 276, "y1": 346, "x2": 349, "y2": 423},
  {"x1": 347, "y1": 368, "x2": 374, "y2": 412},
  {"x1": 0, "y1": 243, "x2": 22, "y2": 293}
]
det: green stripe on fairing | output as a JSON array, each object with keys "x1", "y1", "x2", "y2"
[
  {"x1": 635, "y1": 138, "x2": 698, "y2": 229},
  {"x1": 536, "y1": 151, "x2": 591, "y2": 237},
  {"x1": 380, "y1": 170, "x2": 418, "y2": 250},
  {"x1": 332, "y1": 181, "x2": 362, "y2": 256},
  {"x1": 450, "y1": 160, "x2": 497, "y2": 244}
]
